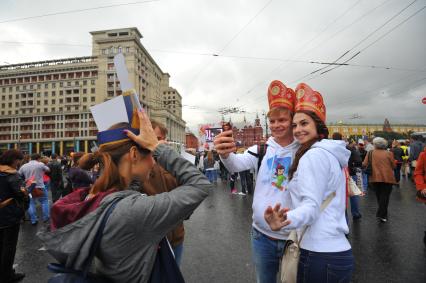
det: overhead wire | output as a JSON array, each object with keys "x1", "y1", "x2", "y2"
[
  {"x1": 184, "y1": 0, "x2": 274, "y2": 92},
  {"x1": 0, "y1": 0, "x2": 160, "y2": 24},
  {"x1": 293, "y1": 0, "x2": 420, "y2": 82}
]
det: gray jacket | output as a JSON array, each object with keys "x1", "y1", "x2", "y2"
[{"x1": 38, "y1": 144, "x2": 212, "y2": 283}]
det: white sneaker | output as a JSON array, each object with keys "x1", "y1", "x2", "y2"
[{"x1": 239, "y1": 192, "x2": 246, "y2": 196}]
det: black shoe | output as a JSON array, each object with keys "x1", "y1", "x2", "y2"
[{"x1": 8, "y1": 271, "x2": 25, "y2": 282}]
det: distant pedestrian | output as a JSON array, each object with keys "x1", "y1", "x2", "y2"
[
  {"x1": 409, "y1": 135, "x2": 425, "y2": 179},
  {"x1": 68, "y1": 152, "x2": 93, "y2": 190},
  {"x1": 347, "y1": 140, "x2": 362, "y2": 221},
  {"x1": 47, "y1": 154, "x2": 64, "y2": 203},
  {"x1": 413, "y1": 144, "x2": 426, "y2": 246},
  {"x1": 18, "y1": 153, "x2": 50, "y2": 225},
  {"x1": 390, "y1": 141, "x2": 403, "y2": 187},
  {"x1": 358, "y1": 140, "x2": 368, "y2": 192},
  {"x1": 363, "y1": 137, "x2": 396, "y2": 223},
  {"x1": 0, "y1": 149, "x2": 27, "y2": 283},
  {"x1": 229, "y1": 173, "x2": 238, "y2": 194},
  {"x1": 204, "y1": 151, "x2": 217, "y2": 183}
]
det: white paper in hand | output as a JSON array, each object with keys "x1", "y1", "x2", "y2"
[
  {"x1": 114, "y1": 53, "x2": 133, "y2": 91},
  {"x1": 90, "y1": 96, "x2": 129, "y2": 131}
]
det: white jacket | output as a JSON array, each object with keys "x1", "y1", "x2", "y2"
[
  {"x1": 221, "y1": 137, "x2": 299, "y2": 240},
  {"x1": 285, "y1": 139, "x2": 351, "y2": 252}
]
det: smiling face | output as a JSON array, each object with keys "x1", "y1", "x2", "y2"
[
  {"x1": 292, "y1": 112, "x2": 318, "y2": 145},
  {"x1": 268, "y1": 108, "x2": 293, "y2": 141}
]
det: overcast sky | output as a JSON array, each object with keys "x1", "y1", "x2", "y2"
[{"x1": 1, "y1": 0, "x2": 425, "y2": 131}]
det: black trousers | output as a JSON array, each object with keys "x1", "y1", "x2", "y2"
[
  {"x1": 371, "y1": 182, "x2": 393, "y2": 219},
  {"x1": 0, "y1": 222, "x2": 20, "y2": 282}
]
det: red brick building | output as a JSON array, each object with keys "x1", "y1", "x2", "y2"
[
  {"x1": 231, "y1": 115, "x2": 263, "y2": 148},
  {"x1": 185, "y1": 132, "x2": 199, "y2": 149}
]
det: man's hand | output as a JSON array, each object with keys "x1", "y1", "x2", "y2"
[
  {"x1": 264, "y1": 203, "x2": 291, "y2": 231},
  {"x1": 213, "y1": 130, "x2": 236, "y2": 159}
]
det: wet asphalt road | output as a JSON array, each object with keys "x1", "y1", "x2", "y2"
[{"x1": 13, "y1": 177, "x2": 426, "y2": 283}]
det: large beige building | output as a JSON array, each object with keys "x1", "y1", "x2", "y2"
[
  {"x1": 328, "y1": 122, "x2": 426, "y2": 138},
  {"x1": 0, "y1": 27, "x2": 185, "y2": 154}
]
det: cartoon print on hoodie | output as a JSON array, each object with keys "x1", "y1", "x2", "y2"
[{"x1": 267, "y1": 156, "x2": 291, "y2": 191}]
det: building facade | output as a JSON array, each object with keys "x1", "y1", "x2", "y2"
[
  {"x1": 232, "y1": 115, "x2": 263, "y2": 148},
  {"x1": 0, "y1": 27, "x2": 185, "y2": 154},
  {"x1": 328, "y1": 122, "x2": 426, "y2": 138},
  {"x1": 185, "y1": 132, "x2": 199, "y2": 149}
]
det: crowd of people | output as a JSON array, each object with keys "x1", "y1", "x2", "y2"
[{"x1": 0, "y1": 79, "x2": 425, "y2": 283}]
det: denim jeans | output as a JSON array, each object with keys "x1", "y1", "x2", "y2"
[
  {"x1": 350, "y1": 176, "x2": 362, "y2": 218},
  {"x1": 251, "y1": 227, "x2": 286, "y2": 283},
  {"x1": 172, "y1": 243, "x2": 183, "y2": 267},
  {"x1": 362, "y1": 172, "x2": 368, "y2": 192},
  {"x1": 28, "y1": 186, "x2": 50, "y2": 224},
  {"x1": 205, "y1": 170, "x2": 216, "y2": 183},
  {"x1": 297, "y1": 248, "x2": 354, "y2": 283}
]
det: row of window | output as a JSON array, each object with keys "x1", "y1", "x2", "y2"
[
  {"x1": 1, "y1": 88, "x2": 96, "y2": 101},
  {"x1": 1, "y1": 80, "x2": 96, "y2": 94},
  {"x1": 1, "y1": 105, "x2": 91, "y2": 116},
  {"x1": 102, "y1": 46, "x2": 130, "y2": 55},
  {"x1": 0, "y1": 71, "x2": 98, "y2": 86}
]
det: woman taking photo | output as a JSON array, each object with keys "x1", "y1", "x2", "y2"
[
  {"x1": 39, "y1": 110, "x2": 212, "y2": 283},
  {"x1": 264, "y1": 83, "x2": 353, "y2": 283},
  {"x1": 363, "y1": 137, "x2": 396, "y2": 223}
]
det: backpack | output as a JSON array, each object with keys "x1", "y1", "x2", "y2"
[{"x1": 248, "y1": 143, "x2": 269, "y2": 172}]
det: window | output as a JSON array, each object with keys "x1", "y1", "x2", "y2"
[
  {"x1": 16, "y1": 86, "x2": 19, "y2": 91},
  {"x1": 118, "y1": 46, "x2": 122, "y2": 53},
  {"x1": 60, "y1": 82, "x2": 63, "y2": 87},
  {"x1": 67, "y1": 82, "x2": 71, "y2": 86},
  {"x1": 102, "y1": 49, "x2": 106, "y2": 55},
  {"x1": 15, "y1": 94, "x2": 19, "y2": 99},
  {"x1": 83, "y1": 89, "x2": 87, "y2": 94},
  {"x1": 110, "y1": 46, "x2": 114, "y2": 54},
  {"x1": 83, "y1": 97, "x2": 87, "y2": 102},
  {"x1": 52, "y1": 83, "x2": 56, "y2": 88},
  {"x1": 52, "y1": 99, "x2": 55, "y2": 104},
  {"x1": 126, "y1": 47, "x2": 130, "y2": 53},
  {"x1": 59, "y1": 99, "x2": 63, "y2": 103},
  {"x1": 91, "y1": 96, "x2": 95, "y2": 102},
  {"x1": 37, "y1": 101, "x2": 40, "y2": 105},
  {"x1": 52, "y1": 107, "x2": 55, "y2": 112},
  {"x1": 44, "y1": 92, "x2": 48, "y2": 97},
  {"x1": 75, "y1": 81, "x2": 79, "y2": 86},
  {"x1": 83, "y1": 80, "x2": 87, "y2": 86},
  {"x1": 44, "y1": 100, "x2": 48, "y2": 104},
  {"x1": 59, "y1": 91, "x2": 63, "y2": 96},
  {"x1": 45, "y1": 83, "x2": 48, "y2": 88},
  {"x1": 91, "y1": 88, "x2": 95, "y2": 94},
  {"x1": 44, "y1": 108, "x2": 48, "y2": 112},
  {"x1": 52, "y1": 91, "x2": 56, "y2": 96},
  {"x1": 91, "y1": 80, "x2": 95, "y2": 85},
  {"x1": 37, "y1": 92, "x2": 40, "y2": 97}
]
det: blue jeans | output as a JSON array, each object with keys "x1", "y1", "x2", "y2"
[
  {"x1": 350, "y1": 176, "x2": 361, "y2": 218},
  {"x1": 362, "y1": 172, "x2": 368, "y2": 192},
  {"x1": 251, "y1": 227, "x2": 286, "y2": 283},
  {"x1": 173, "y1": 243, "x2": 183, "y2": 267},
  {"x1": 28, "y1": 186, "x2": 50, "y2": 224},
  {"x1": 297, "y1": 248, "x2": 354, "y2": 283},
  {"x1": 205, "y1": 170, "x2": 216, "y2": 183}
]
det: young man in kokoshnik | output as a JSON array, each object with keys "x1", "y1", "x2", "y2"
[{"x1": 214, "y1": 80, "x2": 299, "y2": 283}]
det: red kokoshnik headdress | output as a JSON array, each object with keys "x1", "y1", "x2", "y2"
[
  {"x1": 294, "y1": 83, "x2": 326, "y2": 123},
  {"x1": 267, "y1": 80, "x2": 295, "y2": 112}
]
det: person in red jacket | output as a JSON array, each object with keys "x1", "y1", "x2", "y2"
[{"x1": 413, "y1": 145, "x2": 426, "y2": 246}]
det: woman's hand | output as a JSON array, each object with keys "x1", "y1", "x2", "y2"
[
  {"x1": 125, "y1": 110, "x2": 159, "y2": 151},
  {"x1": 264, "y1": 204, "x2": 291, "y2": 231}
]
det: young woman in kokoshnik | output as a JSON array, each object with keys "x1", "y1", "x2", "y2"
[
  {"x1": 39, "y1": 111, "x2": 212, "y2": 283},
  {"x1": 264, "y1": 83, "x2": 354, "y2": 283}
]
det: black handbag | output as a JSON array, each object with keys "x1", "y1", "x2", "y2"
[
  {"x1": 46, "y1": 199, "x2": 121, "y2": 283},
  {"x1": 365, "y1": 151, "x2": 373, "y2": 176}
]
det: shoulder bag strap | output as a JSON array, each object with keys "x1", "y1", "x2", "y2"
[
  {"x1": 82, "y1": 197, "x2": 122, "y2": 277},
  {"x1": 297, "y1": 191, "x2": 336, "y2": 244}
]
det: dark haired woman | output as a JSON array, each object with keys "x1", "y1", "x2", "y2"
[
  {"x1": 39, "y1": 111, "x2": 212, "y2": 283},
  {"x1": 264, "y1": 83, "x2": 353, "y2": 283},
  {"x1": 0, "y1": 149, "x2": 26, "y2": 283}
]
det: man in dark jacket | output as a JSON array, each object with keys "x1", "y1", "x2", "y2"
[
  {"x1": 390, "y1": 141, "x2": 404, "y2": 186},
  {"x1": 0, "y1": 149, "x2": 27, "y2": 283},
  {"x1": 47, "y1": 154, "x2": 64, "y2": 203},
  {"x1": 409, "y1": 135, "x2": 425, "y2": 178}
]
